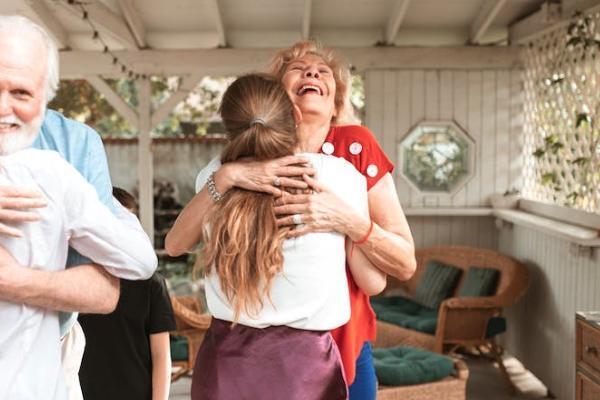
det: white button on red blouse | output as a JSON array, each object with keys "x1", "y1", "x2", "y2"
[
  {"x1": 349, "y1": 142, "x2": 363, "y2": 155},
  {"x1": 367, "y1": 164, "x2": 379, "y2": 177},
  {"x1": 322, "y1": 142, "x2": 335, "y2": 155}
]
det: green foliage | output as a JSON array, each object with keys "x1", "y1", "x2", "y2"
[
  {"x1": 49, "y1": 76, "x2": 234, "y2": 138},
  {"x1": 49, "y1": 80, "x2": 134, "y2": 136},
  {"x1": 534, "y1": 10, "x2": 600, "y2": 208}
]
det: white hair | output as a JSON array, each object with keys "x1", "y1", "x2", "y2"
[{"x1": 0, "y1": 15, "x2": 60, "y2": 102}]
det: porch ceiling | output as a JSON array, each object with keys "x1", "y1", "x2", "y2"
[{"x1": 3, "y1": 0, "x2": 547, "y2": 51}]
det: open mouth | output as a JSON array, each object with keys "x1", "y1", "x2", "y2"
[{"x1": 297, "y1": 84, "x2": 323, "y2": 96}]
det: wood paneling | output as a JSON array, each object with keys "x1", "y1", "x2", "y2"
[
  {"x1": 407, "y1": 216, "x2": 498, "y2": 250},
  {"x1": 499, "y1": 225, "x2": 600, "y2": 400},
  {"x1": 366, "y1": 68, "x2": 523, "y2": 209},
  {"x1": 365, "y1": 68, "x2": 521, "y2": 249}
]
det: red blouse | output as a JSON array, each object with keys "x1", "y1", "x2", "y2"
[{"x1": 321, "y1": 125, "x2": 395, "y2": 384}]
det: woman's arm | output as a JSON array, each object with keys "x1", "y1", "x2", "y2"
[
  {"x1": 165, "y1": 156, "x2": 314, "y2": 256},
  {"x1": 274, "y1": 173, "x2": 416, "y2": 281},
  {"x1": 150, "y1": 332, "x2": 172, "y2": 400}
]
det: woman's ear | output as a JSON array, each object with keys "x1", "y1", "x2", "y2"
[{"x1": 293, "y1": 104, "x2": 303, "y2": 126}]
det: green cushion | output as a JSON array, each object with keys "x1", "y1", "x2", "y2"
[
  {"x1": 170, "y1": 336, "x2": 189, "y2": 361},
  {"x1": 372, "y1": 346, "x2": 455, "y2": 386},
  {"x1": 371, "y1": 296, "x2": 438, "y2": 334},
  {"x1": 486, "y1": 316, "x2": 506, "y2": 338},
  {"x1": 413, "y1": 260, "x2": 462, "y2": 309},
  {"x1": 459, "y1": 267, "x2": 499, "y2": 297}
]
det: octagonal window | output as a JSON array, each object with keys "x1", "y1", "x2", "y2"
[{"x1": 399, "y1": 120, "x2": 475, "y2": 195}]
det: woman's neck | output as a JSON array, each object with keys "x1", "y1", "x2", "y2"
[{"x1": 295, "y1": 119, "x2": 332, "y2": 153}]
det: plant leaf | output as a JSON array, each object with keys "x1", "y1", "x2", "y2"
[{"x1": 533, "y1": 148, "x2": 546, "y2": 158}]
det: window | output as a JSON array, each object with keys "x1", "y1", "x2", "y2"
[{"x1": 399, "y1": 120, "x2": 475, "y2": 195}]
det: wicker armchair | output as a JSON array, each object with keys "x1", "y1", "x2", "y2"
[
  {"x1": 374, "y1": 245, "x2": 530, "y2": 394},
  {"x1": 170, "y1": 295, "x2": 212, "y2": 382}
]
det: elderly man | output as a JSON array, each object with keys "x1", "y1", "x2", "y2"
[{"x1": 0, "y1": 15, "x2": 157, "y2": 400}]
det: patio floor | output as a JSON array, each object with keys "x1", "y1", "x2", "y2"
[{"x1": 169, "y1": 355, "x2": 546, "y2": 400}]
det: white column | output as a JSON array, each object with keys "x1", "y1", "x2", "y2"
[{"x1": 137, "y1": 79, "x2": 154, "y2": 241}]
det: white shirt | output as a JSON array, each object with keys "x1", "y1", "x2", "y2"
[
  {"x1": 0, "y1": 149, "x2": 157, "y2": 400},
  {"x1": 196, "y1": 153, "x2": 368, "y2": 330}
]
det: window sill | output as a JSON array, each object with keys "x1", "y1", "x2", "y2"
[
  {"x1": 493, "y1": 209, "x2": 600, "y2": 248},
  {"x1": 405, "y1": 207, "x2": 493, "y2": 216}
]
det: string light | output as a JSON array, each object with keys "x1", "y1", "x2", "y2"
[{"x1": 57, "y1": 0, "x2": 146, "y2": 80}]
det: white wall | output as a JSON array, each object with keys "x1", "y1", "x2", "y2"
[
  {"x1": 499, "y1": 225, "x2": 600, "y2": 400},
  {"x1": 365, "y1": 69, "x2": 523, "y2": 208},
  {"x1": 104, "y1": 139, "x2": 225, "y2": 202},
  {"x1": 365, "y1": 68, "x2": 522, "y2": 249}
]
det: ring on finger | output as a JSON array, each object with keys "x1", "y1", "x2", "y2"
[
  {"x1": 292, "y1": 213, "x2": 302, "y2": 225},
  {"x1": 273, "y1": 177, "x2": 281, "y2": 187}
]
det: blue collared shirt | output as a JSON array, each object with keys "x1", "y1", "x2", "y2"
[{"x1": 33, "y1": 109, "x2": 115, "y2": 336}]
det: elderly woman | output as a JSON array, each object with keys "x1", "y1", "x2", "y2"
[{"x1": 166, "y1": 41, "x2": 416, "y2": 400}]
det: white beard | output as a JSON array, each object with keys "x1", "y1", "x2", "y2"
[{"x1": 0, "y1": 107, "x2": 43, "y2": 155}]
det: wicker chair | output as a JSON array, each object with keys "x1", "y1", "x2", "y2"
[
  {"x1": 376, "y1": 358, "x2": 469, "y2": 400},
  {"x1": 170, "y1": 295, "x2": 212, "y2": 382},
  {"x1": 374, "y1": 245, "x2": 530, "y2": 394}
]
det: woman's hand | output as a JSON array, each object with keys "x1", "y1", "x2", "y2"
[
  {"x1": 274, "y1": 174, "x2": 371, "y2": 240},
  {"x1": 218, "y1": 156, "x2": 316, "y2": 196}
]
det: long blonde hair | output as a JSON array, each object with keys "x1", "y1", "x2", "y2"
[
  {"x1": 203, "y1": 74, "x2": 297, "y2": 321},
  {"x1": 268, "y1": 40, "x2": 360, "y2": 125}
]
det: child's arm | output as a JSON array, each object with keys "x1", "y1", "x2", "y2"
[
  {"x1": 150, "y1": 332, "x2": 172, "y2": 400},
  {"x1": 346, "y1": 237, "x2": 387, "y2": 296},
  {"x1": 148, "y1": 274, "x2": 177, "y2": 400}
]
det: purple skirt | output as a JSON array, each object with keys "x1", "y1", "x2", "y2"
[{"x1": 191, "y1": 319, "x2": 348, "y2": 400}]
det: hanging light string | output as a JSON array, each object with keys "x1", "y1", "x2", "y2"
[{"x1": 60, "y1": 0, "x2": 147, "y2": 80}]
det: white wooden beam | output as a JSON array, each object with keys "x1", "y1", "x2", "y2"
[
  {"x1": 385, "y1": 0, "x2": 411, "y2": 45},
  {"x1": 302, "y1": 0, "x2": 312, "y2": 40},
  {"x1": 56, "y1": 0, "x2": 138, "y2": 50},
  {"x1": 209, "y1": 0, "x2": 227, "y2": 47},
  {"x1": 60, "y1": 46, "x2": 523, "y2": 78},
  {"x1": 86, "y1": 76, "x2": 139, "y2": 129},
  {"x1": 117, "y1": 0, "x2": 146, "y2": 48},
  {"x1": 470, "y1": 0, "x2": 508, "y2": 44},
  {"x1": 136, "y1": 79, "x2": 154, "y2": 239},
  {"x1": 508, "y1": 2, "x2": 562, "y2": 45},
  {"x1": 151, "y1": 74, "x2": 204, "y2": 130},
  {"x1": 23, "y1": 0, "x2": 68, "y2": 49},
  {"x1": 560, "y1": 0, "x2": 600, "y2": 18},
  {"x1": 510, "y1": 1, "x2": 600, "y2": 45}
]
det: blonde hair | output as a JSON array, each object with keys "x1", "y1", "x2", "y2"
[
  {"x1": 268, "y1": 40, "x2": 360, "y2": 125},
  {"x1": 202, "y1": 74, "x2": 297, "y2": 321}
]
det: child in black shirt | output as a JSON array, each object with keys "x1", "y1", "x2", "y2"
[{"x1": 79, "y1": 188, "x2": 177, "y2": 400}]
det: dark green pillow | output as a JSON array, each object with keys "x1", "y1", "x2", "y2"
[
  {"x1": 413, "y1": 260, "x2": 462, "y2": 309},
  {"x1": 373, "y1": 346, "x2": 455, "y2": 386},
  {"x1": 170, "y1": 336, "x2": 189, "y2": 361},
  {"x1": 459, "y1": 267, "x2": 499, "y2": 297}
]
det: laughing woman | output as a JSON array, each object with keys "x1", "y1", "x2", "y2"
[{"x1": 166, "y1": 42, "x2": 416, "y2": 400}]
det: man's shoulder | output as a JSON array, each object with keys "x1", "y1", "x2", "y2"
[{"x1": 41, "y1": 110, "x2": 103, "y2": 145}]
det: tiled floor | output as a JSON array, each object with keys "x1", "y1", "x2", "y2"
[{"x1": 169, "y1": 356, "x2": 547, "y2": 399}]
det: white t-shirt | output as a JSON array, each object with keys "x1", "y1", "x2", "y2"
[
  {"x1": 195, "y1": 153, "x2": 367, "y2": 330},
  {"x1": 0, "y1": 149, "x2": 157, "y2": 400}
]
